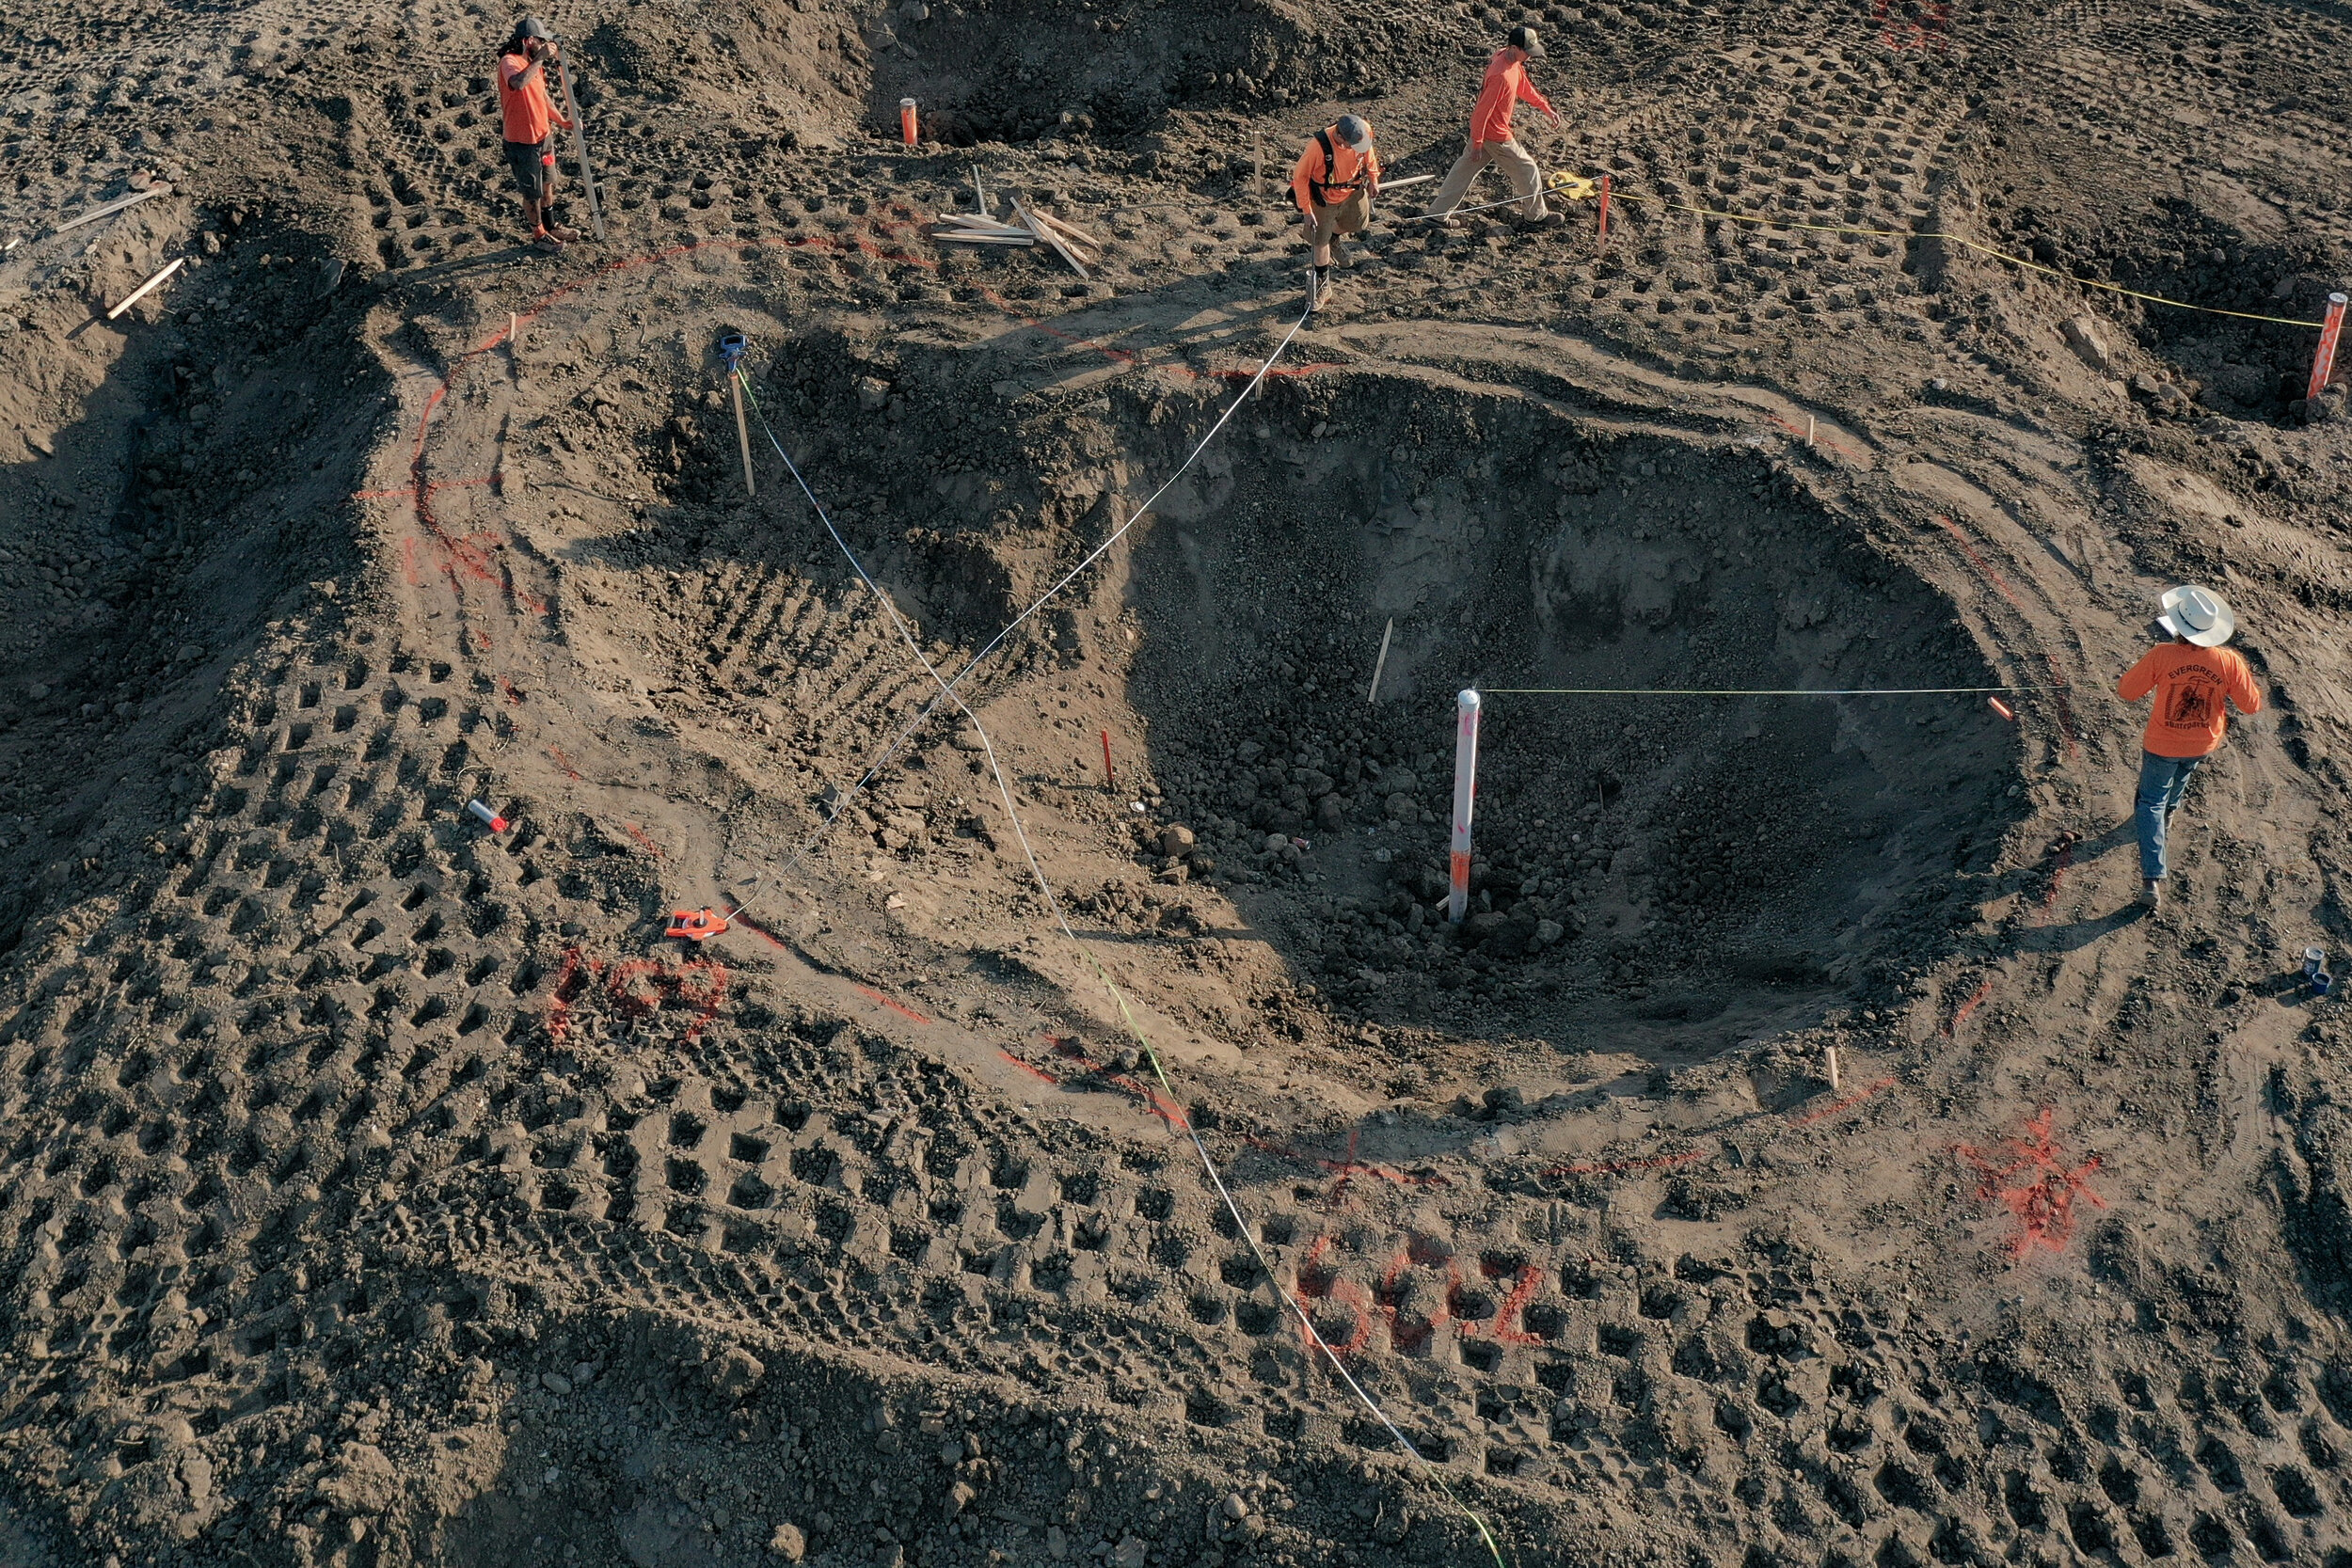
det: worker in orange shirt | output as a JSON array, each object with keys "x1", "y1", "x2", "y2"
[
  {"x1": 1422, "y1": 26, "x2": 1562, "y2": 224},
  {"x1": 499, "y1": 17, "x2": 578, "y2": 253},
  {"x1": 1292, "y1": 115, "x2": 1380, "y2": 304},
  {"x1": 2115, "y1": 585, "x2": 2264, "y2": 909}
]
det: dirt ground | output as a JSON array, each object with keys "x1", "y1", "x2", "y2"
[{"x1": 5, "y1": 0, "x2": 2352, "y2": 1562}]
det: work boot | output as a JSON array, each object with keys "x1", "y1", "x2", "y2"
[{"x1": 2141, "y1": 879, "x2": 2162, "y2": 910}]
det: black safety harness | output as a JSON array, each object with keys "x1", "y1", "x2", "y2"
[{"x1": 1308, "y1": 128, "x2": 1371, "y2": 206}]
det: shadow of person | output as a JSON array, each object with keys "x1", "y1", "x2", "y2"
[{"x1": 2018, "y1": 901, "x2": 2147, "y2": 953}]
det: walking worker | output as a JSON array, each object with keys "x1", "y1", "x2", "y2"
[
  {"x1": 1292, "y1": 115, "x2": 1380, "y2": 299},
  {"x1": 2115, "y1": 585, "x2": 2263, "y2": 909},
  {"x1": 499, "y1": 17, "x2": 578, "y2": 253},
  {"x1": 1422, "y1": 25, "x2": 1562, "y2": 224}
]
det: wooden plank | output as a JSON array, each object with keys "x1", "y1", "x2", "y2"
[
  {"x1": 1032, "y1": 209, "x2": 1103, "y2": 251},
  {"x1": 551, "y1": 54, "x2": 606, "y2": 243},
  {"x1": 935, "y1": 214, "x2": 1032, "y2": 235},
  {"x1": 49, "y1": 183, "x2": 170, "y2": 238},
  {"x1": 1012, "y1": 195, "x2": 1087, "y2": 278},
  {"x1": 932, "y1": 230, "x2": 1035, "y2": 246}
]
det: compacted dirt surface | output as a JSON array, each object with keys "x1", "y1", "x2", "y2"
[{"x1": 7, "y1": 0, "x2": 2352, "y2": 1563}]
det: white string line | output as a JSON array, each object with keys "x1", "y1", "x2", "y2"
[
  {"x1": 732, "y1": 347, "x2": 1514, "y2": 1568},
  {"x1": 1478, "y1": 684, "x2": 2060, "y2": 696},
  {"x1": 720, "y1": 283, "x2": 1320, "y2": 921}
]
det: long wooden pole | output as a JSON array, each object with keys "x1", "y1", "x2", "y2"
[
  {"x1": 729, "y1": 371, "x2": 755, "y2": 498},
  {"x1": 552, "y1": 51, "x2": 606, "y2": 243}
]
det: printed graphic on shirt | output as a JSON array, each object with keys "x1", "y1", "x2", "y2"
[{"x1": 2163, "y1": 682, "x2": 2214, "y2": 729}]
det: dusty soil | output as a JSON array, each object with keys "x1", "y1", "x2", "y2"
[{"x1": 4, "y1": 0, "x2": 2352, "y2": 1564}]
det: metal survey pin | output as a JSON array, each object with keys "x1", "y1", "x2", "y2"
[{"x1": 467, "y1": 800, "x2": 510, "y2": 832}]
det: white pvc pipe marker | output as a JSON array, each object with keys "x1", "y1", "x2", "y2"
[{"x1": 1447, "y1": 689, "x2": 1480, "y2": 924}]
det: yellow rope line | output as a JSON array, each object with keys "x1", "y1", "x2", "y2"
[{"x1": 1600, "y1": 190, "x2": 2325, "y2": 329}]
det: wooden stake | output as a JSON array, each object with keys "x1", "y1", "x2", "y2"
[
  {"x1": 1366, "y1": 618, "x2": 1394, "y2": 705},
  {"x1": 552, "y1": 52, "x2": 606, "y2": 243},
  {"x1": 1100, "y1": 729, "x2": 1115, "y2": 787},
  {"x1": 51, "y1": 183, "x2": 172, "y2": 239},
  {"x1": 1253, "y1": 134, "x2": 1263, "y2": 198},
  {"x1": 1013, "y1": 196, "x2": 1088, "y2": 278},
  {"x1": 105, "y1": 256, "x2": 183, "y2": 320},
  {"x1": 729, "y1": 371, "x2": 755, "y2": 499},
  {"x1": 1825, "y1": 1044, "x2": 1841, "y2": 1093}
]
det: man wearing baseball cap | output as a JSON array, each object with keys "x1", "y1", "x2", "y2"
[
  {"x1": 499, "y1": 17, "x2": 578, "y2": 252},
  {"x1": 2115, "y1": 585, "x2": 2263, "y2": 909},
  {"x1": 1422, "y1": 25, "x2": 1562, "y2": 224},
  {"x1": 1292, "y1": 114, "x2": 1380, "y2": 306}
]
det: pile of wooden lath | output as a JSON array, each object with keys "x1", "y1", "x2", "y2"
[{"x1": 930, "y1": 174, "x2": 1103, "y2": 278}]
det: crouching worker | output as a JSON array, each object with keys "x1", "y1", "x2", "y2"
[{"x1": 1294, "y1": 115, "x2": 1379, "y2": 305}]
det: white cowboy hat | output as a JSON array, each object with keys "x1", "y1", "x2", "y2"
[{"x1": 2157, "y1": 584, "x2": 2235, "y2": 647}]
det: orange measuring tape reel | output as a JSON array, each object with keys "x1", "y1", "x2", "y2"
[{"x1": 665, "y1": 907, "x2": 731, "y2": 942}]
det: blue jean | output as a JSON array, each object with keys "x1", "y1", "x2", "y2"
[{"x1": 2135, "y1": 751, "x2": 2203, "y2": 881}]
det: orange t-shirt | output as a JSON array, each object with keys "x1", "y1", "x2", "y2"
[
  {"x1": 499, "y1": 51, "x2": 555, "y2": 145},
  {"x1": 2116, "y1": 642, "x2": 2262, "y2": 758},
  {"x1": 1468, "y1": 48, "x2": 1552, "y2": 144},
  {"x1": 1291, "y1": 130, "x2": 1380, "y2": 215}
]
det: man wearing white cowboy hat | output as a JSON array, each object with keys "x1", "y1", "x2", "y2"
[{"x1": 2116, "y1": 585, "x2": 2264, "y2": 909}]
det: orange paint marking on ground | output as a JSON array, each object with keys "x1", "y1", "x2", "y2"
[
  {"x1": 1934, "y1": 515, "x2": 2026, "y2": 611},
  {"x1": 402, "y1": 537, "x2": 420, "y2": 585},
  {"x1": 1293, "y1": 1235, "x2": 1381, "y2": 1358},
  {"x1": 734, "y1": 913, "x2": 790, "y2": 951},
  {"x1": 1955, "y1": 1107, "x2": 2106, "y2": 1259},
  {"x1": 546, "y1": 944, "x2": 729, "y2": 1045},
  {"x1": 548, "y1": 746, "x2": 582, "y2": 781},
  {"x1": 1788, "y1": 1077, "x2": 1897, "y2": 1128},
  {"x1": 1481, "y1": 1263, "x2": 1548, "y2": 1346},
  {"x1": 853, "y1": 984, "x2": 933, "y2": 1025},
  {"x1": 1031, "y1": 1034, "x2": 1189, "y2": 1129},
  {"x1": 998, "y1": 1049, "x2": 1062, "y2": 1087},
  {"x1": 498, "y1": 677, "x2": 525, "y2": 706},
  {"x1": 621, "y1": 821, "x2": 664, "y2": 860},
  {"x1": 1944, "y1": 978, "x2": 1994, "y2": 1037}
]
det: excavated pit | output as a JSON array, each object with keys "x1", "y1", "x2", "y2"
[
  {"x1": 1120, "y1": 383, "x2": 2026, "y2": 1052},
  {"x1": 567, "y1": 326, "x2": 2027, "y2": 1058}
]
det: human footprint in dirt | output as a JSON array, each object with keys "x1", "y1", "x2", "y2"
[
  {"x1": 2116, "y1": 585, "x2": 2263, "y2": 911},
  {"x1": 499, "y1": 17, "x2": 578, "y2": 253}
]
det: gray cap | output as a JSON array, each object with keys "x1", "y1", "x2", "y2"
[
  {"x1": 1506, "y1": 24, "x2": 1546, "y2": 56},
  {"x1": 515, "y1": 15, "x2": 552, "y2": 39}
]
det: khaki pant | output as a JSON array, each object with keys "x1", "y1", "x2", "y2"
[
  {"x1": 1300, "y1": 188, "x2": 1370, "y2": 266},
  {"x1": 1425, "y1": 136, "x2": 1546, "y2": 220}
]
